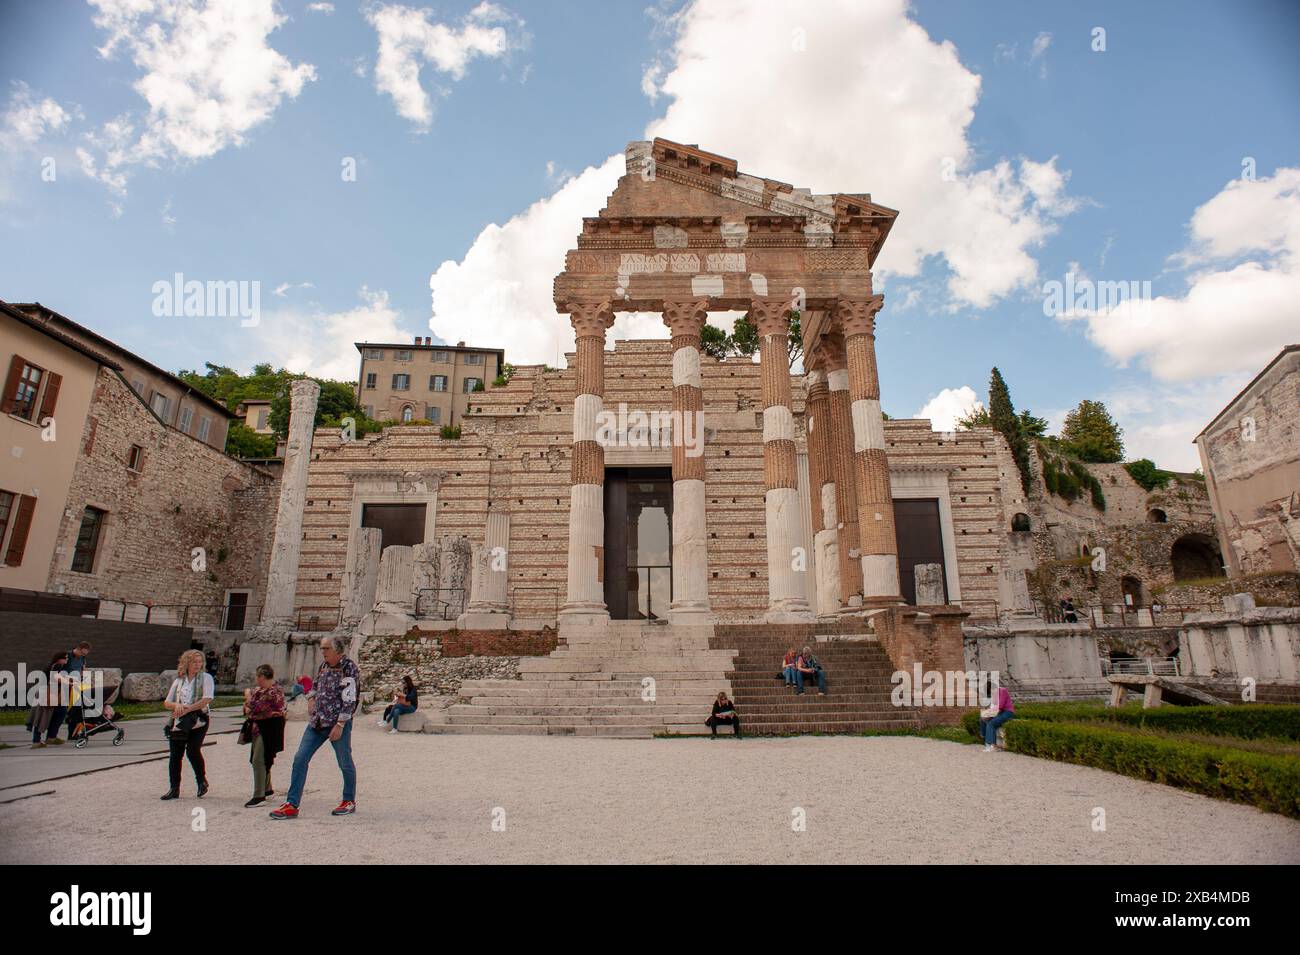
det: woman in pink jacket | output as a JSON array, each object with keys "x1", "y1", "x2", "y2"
[{"x1": 979, "y1": 682, "x2": 1014, "y2": 752}]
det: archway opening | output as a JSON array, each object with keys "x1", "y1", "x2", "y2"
[
  {"x1": 401, "y1": 405, "x2": 414, "y2": 423},
  {"x1": 1011, "y1": 512, "x2": 1031, "y2": 532},
  {"x1": 1147, "y1": 507, "x2": 1168, "y2": 523},
  {"x1": 1171, "y1": 533, "x2": 1224, "y2": 581},
  {"x1": 1121, "y1": 575, "x2": 1146, "y2": 608}
]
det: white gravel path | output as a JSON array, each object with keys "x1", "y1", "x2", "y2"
[{"x1": 2, "y1": 720, "x2": 1298, "y2": 864}]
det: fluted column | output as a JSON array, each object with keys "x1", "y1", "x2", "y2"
[
  {"x1": 559, "y1": 301, "x2": 614, "y2": 625},
  {"x1": 839, "y1": 295, "x2": 901, "y2": 604},
  {"x1": 266, "y1": 379, "x2": 320, "y2": 627},
  {"x1": 751, "y1": 299, "x2": 814, "y2": 622},
  {"x1": 823, "y1": 333, "x2": 864, "y2": 610},
  {"x1": 804, "y1": 366, "x2": 842, "y2": 617},
  {"x1": 663, "y1": 300, "x2": 711, "y2": 624}
]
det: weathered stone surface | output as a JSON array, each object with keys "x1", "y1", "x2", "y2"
[
  {"x1": 340, "y1": 527, "x2": 382, "y2": 626},
  {"x1": 914, "y1": 563, "x2": 946, "y2": 606},
  {"x1": 374, "y1": 546, "x2": 415, "y2": 614},
  {"x1": 265, "y1": 379, "x2": 321, "y2": 625},
  {"x1": 285, "y1": 695, "x2": 310, "y2": 722},
  {"x1": 122, "y1": 672, "x2": 164, "y2": 702}
]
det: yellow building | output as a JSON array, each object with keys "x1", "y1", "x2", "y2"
[{"x1": 355, "y1": 337, "x2": 503, "y2": 427}]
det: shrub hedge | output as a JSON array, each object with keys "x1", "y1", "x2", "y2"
[
  {"x1": 961, "y1": 703, "x2": 1300, "y2": 741},
  {"x1": 1001, "y1": 719, "x2": 1300, "y2": 818}
]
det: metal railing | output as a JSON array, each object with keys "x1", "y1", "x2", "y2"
[
  {"x1": 414, "y1": 587, "x2": 466, "y2": 620},
  {"x1": 1100, "y1": 656, "x2": 1182, "y2": 677}
]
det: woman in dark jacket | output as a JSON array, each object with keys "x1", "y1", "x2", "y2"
[
  {"x1": 242, "y1": 664, "x2": 286, "y2": 807},
  {"x1": 706, "y1": 691, "x2": 741, "y2": 738},
  {"x1": 380, "y1": 675, "x2": 419, "y2": 733}
]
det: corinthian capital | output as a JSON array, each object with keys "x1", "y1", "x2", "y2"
[
  {"x1": 836, "y1": 295, "x2": 884, "y2": 338},
  {"x1": 747, "y1": 298, "x2": 793, "y2": 339},
  {"x1": 662, "y1": 299, "x2": 710, "y2": 339},
  {"x1": 566, "y1": 301, "x2": 614, "y2": 338}
]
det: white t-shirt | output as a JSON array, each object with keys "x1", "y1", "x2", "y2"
[{"x1": 167, "y1": 673, "x2": 215, "y2": 709}]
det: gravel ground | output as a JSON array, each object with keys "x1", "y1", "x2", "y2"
[{"x1": 2, "y1": 719, "x2": 1298, "y2": 864}]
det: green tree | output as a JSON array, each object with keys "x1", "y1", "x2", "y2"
[
  {"x1": 1124, "y1": 458, "x2": 1174, "y2": 492},
  {"x1": 988, "y1": 367, "x2": 1032, "y2": 493},
  {"x1": 700, "y1": 322, "x2": 729, "y2": 361},
  {"x1": 1061, "y1": 399, "x2": 1124, "y2": 463},
  {"x1": 729, "y1": 316, "x2": 758, "y2": 357},
  {"x1": 956, "y1": 405, "x2": 991, "y2": 429},
  {"x1": 269, "y1": 376, "x2": 363, "y2": 437},
  {"x1": 225, "y1": 422, "x2": 277, "y2": 458},
  {"x1": 1018, "y1": 409, "x2": 1049, "y2": 440}
]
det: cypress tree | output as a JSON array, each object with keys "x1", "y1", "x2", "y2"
[{"x1": 988, "y1": 367, "x2": 1032, "y2": 493}]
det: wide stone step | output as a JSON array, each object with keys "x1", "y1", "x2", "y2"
[
  {"x1": 663, "y1": 719, "x2": 920, "y2": 735},
  {"x1": 451, "y1": 705, "x2": 710, "y2": 718}
]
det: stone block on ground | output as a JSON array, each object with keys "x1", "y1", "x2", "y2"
[
  {"x1": 285, "y1": 696, "x2": 310, "y2": 722},
  {"x1": 395, "y1": 710, "x2": 429, "y2": 732},
  {"x1": 121, "y1": 672, "x2": 164, "y2": 702}
]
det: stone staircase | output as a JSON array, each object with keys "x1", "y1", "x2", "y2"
[
  {"x1": 428, "y1": 622, "x2": 732, "y2": 737},
  {"x1": 711, "y1": 623, "x2": 922, "y2": 735}
]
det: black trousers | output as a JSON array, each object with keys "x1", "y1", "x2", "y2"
[
  {"x1": 707, "y1": 715, "x2": 741, "y2": 736},
  {"x1": 168, "y1": 722, "x2": 209, "y2": 790}
]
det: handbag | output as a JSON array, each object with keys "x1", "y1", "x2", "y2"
[{"x1": 237, "y1": 719, "x2": 254, "y2": 745}]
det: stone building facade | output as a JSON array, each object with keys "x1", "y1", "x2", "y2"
[
  {"x1": 1196, "y1": 344, "x2": 1300, "y2": 578},
  {"x1": 355, "y1": 337, "x2": 503, "y2": 427}
]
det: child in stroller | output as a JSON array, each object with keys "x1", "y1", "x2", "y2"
[{"x1": 67, "y1": 675, "x2": 126, "y2": 748}]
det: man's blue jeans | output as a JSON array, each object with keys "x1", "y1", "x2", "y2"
[
  {"x1": 982, "y1": 710, "x2": 1014, "y2": 745},
  {"x1": 795, "y1": 668, "x2": 827, "y2": 693},
  {"x1": 388, "y1": 703, "x2": 415, "y2": 729},
  {"x1": 286, "y1": 720, "x2": 355, "y2": 807}
]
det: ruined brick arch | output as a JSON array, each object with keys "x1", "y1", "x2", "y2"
[
  {"x1": 1171, "y1": 532, "x2": 1225, "y2": 581},
  {"x1": 1010, "y1": 512, "x2": 1031, "y2": 532},
  {"x1": 1147, "y1": 507, "x2": 1168, "y2": 523},
  {"x1": 1121, "y1": 574, "x2": 1147, "y2": 607}
]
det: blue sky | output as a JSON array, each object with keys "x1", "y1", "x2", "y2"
[{"x1": 2, "y1": 0, "x2": 1297, "y2": 471}]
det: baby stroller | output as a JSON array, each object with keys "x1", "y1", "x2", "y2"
[{"x1": 67, "y1": 676, "x2": 126, "y2": 748}]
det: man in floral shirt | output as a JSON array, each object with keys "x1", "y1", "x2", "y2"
[{"x1": 270, "y1": 635, "x2": 361, "y2": 819}]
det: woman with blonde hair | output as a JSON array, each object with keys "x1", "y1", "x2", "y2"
[{"x1": 161, "y1": 648, "x2": 214, "y2": 800}]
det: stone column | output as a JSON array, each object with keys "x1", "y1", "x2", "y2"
[
  {"x1": 751, "y1": 299, "x2": 814, "y2": 622},
  {"x1": 838, "y1": 296, "x2": 902, "y2": 605},
  {"x1": 265, "y1": 379, "x2": 320, "y2": 627},
  {"x1": 823, "y1": 333, "x2": 864, "y2": 610},
  {"x1": 340, "y1": 526, "x2": 382, "y2": 627},
  {"x1": 560, "y1": 302, "x2": 614, "y2": 625},
  {"x1": 373, "y1": 545, "x2": 415, "y2": 615},
  {"x1": 460, "y1": 509, "x2": 510, "y2": 629},
  {"x1": 805, "y1": 367, "x2": 842, "y2": 617},
  {"x1": 663, "y1": 299, "x2": 712, "y2": 624}
]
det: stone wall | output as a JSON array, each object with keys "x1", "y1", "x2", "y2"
[
  {"x1": 1179, "y1": 606, "x2": 1300, "y2": 682},
  {"x1": 293, "y1": 340, "x2": 1013, "y2": 624},
  {"x1": 357, "y1": 627, "x2": 558, "y2": 699},
  {"x1": 45, "y1": 368, "x2": 279, "y2": 619},
  {"x1": 0, "y1": 612, "x2": 193, "y2": 678}
]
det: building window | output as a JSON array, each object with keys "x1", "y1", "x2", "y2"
[
  {"x1": 5, "y1": 359, "x2": 43, "y2": 420},
  {"x1": 71, "y1": 507, "x2": 106, "y2": 574},
  {"x1": 178, "y1": 405, "x2": 193, "y2": 433},
  {"x1": 132, "y1": 379, "x2": 146, "y2": 395},
  {"x1": 392, "y1": 374, "x2": 410, "y2": 391},
  {"x1": 463, "y1": 377, "x2": 482, "y2": 393},
  {"x1": 365, "y1": 348, "x2": 384, "y2": 360},
  {"x1": 401, "y1": 405, "x2": 414, "y2": 422},
  {"x1": 197, "y1": 416, "x2": 211, "y2": 442},
  {"x1": 365, "y1": 372, "x2": 377, "y2": 390},
  {"x1": 149, "y1": 391, "x2": 172, "y2": 421},
  {"x1": 126, "y1": 444, "x2": 145, "y2": 471},
  {"x1": 0, "y1": 490, "x2": 35, "y2": 567},
  {"x1": 430, "y1": 374, "x2": 447, "y2": 392},
  {"x1": 395, "y1": 350, "x2": 412, "y2": 362},
  {"x1": 431, "y1": 350, "x2": 449, "y2": 363},
  {"x1": 465, "y1": 353, "x2": 484, "y2": 365},
  {"x1": 429, "y1": 406, "x2": 441, "y2": 424},
  {"x1": 256, "y1": 408, "x2": 269, "y2": 430}
]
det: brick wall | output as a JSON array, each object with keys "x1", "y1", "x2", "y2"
[
  {"x1": 357, "y1": 627, "x2": 557, "y2": 699},
  {"x1": 0, "y1": 612, "x2": 193, "y2": 679},
  {"x1": 45, "y1": 368, "x2": 279, "y2": 617}
]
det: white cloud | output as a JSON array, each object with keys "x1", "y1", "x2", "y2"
[
  {"x1": 0, "y1": 82, "x2": 80, "y2": 204},
  {"x1": 80, "y1": 0, "x2": 315, "y2": 197},
  {"x1": 427, "y1": 0, "x2": 1078, "y2": 364},
  {"x1": 916, "y1": 386, "x2": 981, "y2": 432},
  {"x1": 248, "y1": 287, "x2": 408, "y2": 380},
  {"x1": 2, "y1": 82, "x2": 75, "y2": 143},
  {"x1": 160, "y1": 197, "x2": 176, "y2": 229},
  {"x1": 1029, "y1": 31, "x2": 1051, "y2": 78},
  {"x1": 1062, "y1": 167, "x2": 1300, "y2": 382},
  {"x1": 307, "y1": 2, "x2": 334, "y2": 13},
  {"x1": 365, "y1": 1, "x2": 526, "y2": 130}
]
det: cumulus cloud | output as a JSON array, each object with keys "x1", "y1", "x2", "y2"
[
  {"x1": 247, "y1": 286, "x2": 408, "y2": 380},
  {"x1": 1061, "y1": 168, "x2": 1300, "y2": 382},
  {"x1": 365, "y1": 1, "x2": 526, "y2": 130},
  {"x1": 307, "y1": 2, "x2": 334, "y2": 12},
  {"x1": 79, "y1": 0, "x2": 315, "y2": 197},
  {"x1": 1029, "y1": 31, "x2": 1051, "y2": 78},
  {"x1": 2, "y1": 81, "x2": 75, "y2": 143},
  {"x1": 915, "y1": 386, "x2": 981, "y2": 432},
  {"x1": 427, "y1": 0, "x2": 1078, "y2": 364}
]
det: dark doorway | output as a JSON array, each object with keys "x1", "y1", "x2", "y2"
[
  {"x1": 894, "y1": 498, "x2": 948, "y2": 605},
  {"x1": 361, "y1": 503, "x2": 427, "y2": 549},
  {"x1": 224, "y1": 592, "x2": 249, "y2": 630},
  {"x1": 1171, "y1": 533, "x2": 1224, "y2": 581},
  {"x1": 604, "y1": 468, "x2": 673, "y2": 620}
]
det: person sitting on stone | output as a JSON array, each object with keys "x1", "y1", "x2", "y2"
[
  {"x1": 979, "y1": 680, "x2": 1015, "y2": 752},
  {"x1": 794, "y1": 646, "x2": 827, "y2": 696},
  {"x1": 380, "y1": 675, "x2": 419, "y2": 733},
  {"x1": 705, "y1": 691, "x2": 741, "y2": 738},
  {"x1": 781, "y1": 646, "x2": 799, "y2": 687},
  {"x1": 285, "y1": 674, "x2": 312, "y2": 701}
]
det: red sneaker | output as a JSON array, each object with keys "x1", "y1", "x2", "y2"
[
  {"x1": 269, "y1": 803, "x2": 299, "y2": 820},
  {"x1": 331, "y1": 800, "x2": 356, "y2": 816}
]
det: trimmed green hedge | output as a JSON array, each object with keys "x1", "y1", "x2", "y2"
[
  {"x1": 961, "y1": 703, "x2": 1300, "y2": 741},
  {"x1": 1002, "y1": 719, "x2": 1300, "y2": 818}
]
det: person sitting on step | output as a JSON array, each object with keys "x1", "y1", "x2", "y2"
[
  {"x1": 706, "y1": 691, "x2": 741, "y2": 738},
  {"x1": 380, "y1": 675, "x2": 419, "y2": 733},
  {"x1": 979, "y1": 680, "x2": 1015, "y2": 752},
  {"x1": 781, "y1": 646, "x2": 799, "y2": 687},
  {"x1": 794, "y1": 646, "x2": 827, "y2": 696}
]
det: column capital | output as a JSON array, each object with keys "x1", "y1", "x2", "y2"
[
  {"x1": 662, "y1": 299, "x2": 710, "y2": 339},
  {"x1": 820, "y1": 330, "x2": 848, "y2": 373},
  {"x1": 835, "y1": 295, "x2": 884, "y2": 338},
  {"x1": 804, "y1": 369, "x2": 829, "y2": 394},
  {"x1": 748, "y1": 298, "x2": 793, "y2": 338},
  {"x1": 566, "y1": 301, "x2": 614, "y2": 338}
]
